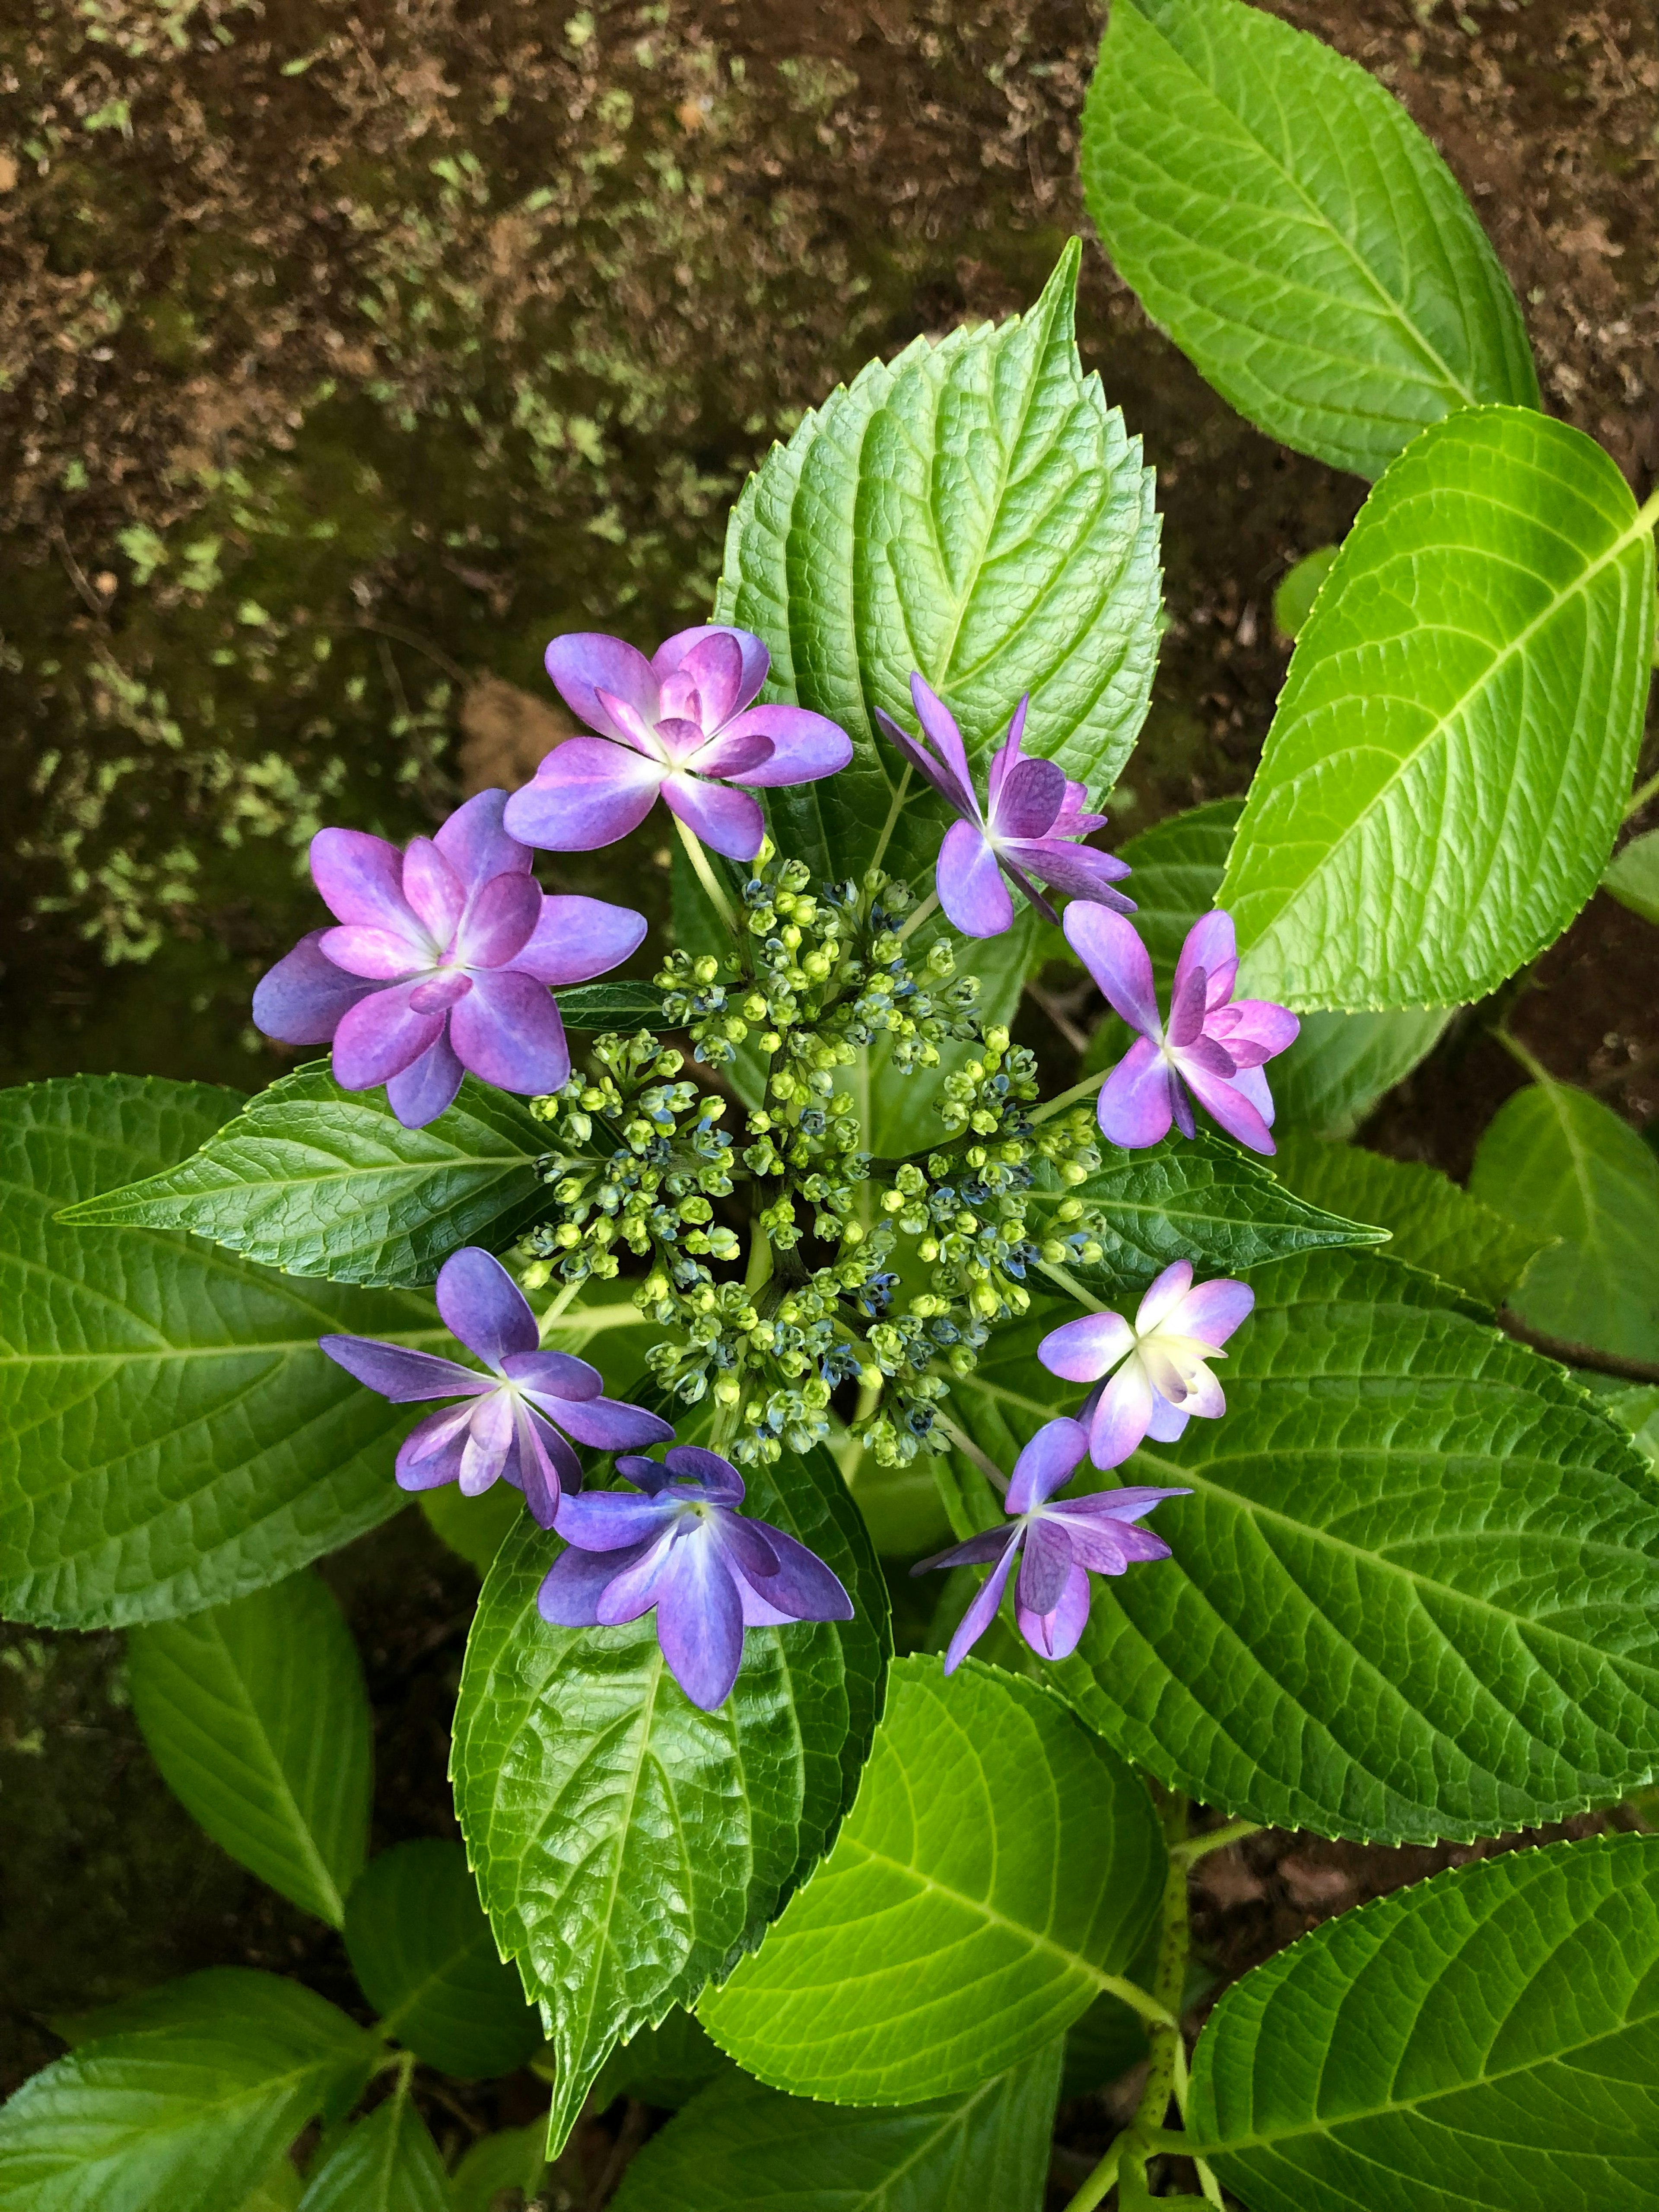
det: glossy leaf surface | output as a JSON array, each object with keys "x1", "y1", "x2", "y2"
[
  {"x1": 296, "y1": 2096, "x2": 448, "y2": 2212},
  {"x1": 1272, "y1": 1008, "x2": 1449, "y2": 1141}
]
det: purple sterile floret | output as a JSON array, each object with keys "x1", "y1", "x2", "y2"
[
  {"x1": 872, "y1": 675, "x2": 1134, "y2": 938},
  {"x1": 502, "y1": 626, "x2": 853, "y2": 864},
  {"x1": 911, "y1": 1418, "x2": 1187, "y2": 1670},
  {"x1": 252, "y1": 788, "x2": 645, "y2": 1129},
  {"x1": 1039, "y1": 1261, "x2": 1254, "y2": 1469},
  {"x1": 538, "y1": 1443, "x2": 853, "y2": 1710},
  {"x1": 318, "y1": 1247, "x2": 671, "y2": 1528},
  {"x1": 1065, "y1": 904, "x2": 1298, "y2": 1155}
]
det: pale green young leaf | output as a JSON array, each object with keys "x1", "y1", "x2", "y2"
[
  {"x1": 1272, "y1": 1008, "x2": 1449, "y2": 1139},
  {"x1": 296, "y1": 2096, "x2": 449, "y2": 2212},
  {"x1": 129, "y1": 1572, "x2": 372, "y2": 1927},
  {"x1": 448, "y1": 2124, "x2": 548, "y2": 2212},
  {"x1": 1190, "y1": 1834, "x2": 1659, "y2": 2211},
  {"x1": 60, "y1": 1063, "x2": 550, "y2": 1287},
  {"x1": 609, "y1": 2040, "x2": 1063, "y2": 2212},
  {"x1": 451, "y1": 1433, "x2": 889, "y2": 2156},
  {"x1": 0, "y1": 1077, "x2": 441, "y2": 1629},
  {"x1": 242, "y1": 2156, "x2": 304, "y2": 2211},
  {"x1": 344, "y1": 1840, "x2": 541, "y2": 2079},
  {"x1": 714, "y1": 240, "x2": 1161, "y2": 887},
  {"x1": 1603, "y1": 826, "x2": 1659, "y2": 925},
  {"x1": 1221, "y1": 408, "x2": 1657, "y2": 1010},
  {"x1": 1272, "y1": 547, "x2": 1338, "y2": 643},
  {"x1": 1470, "y1": 1077, "x2": 1659, "y2": 1363},
  {"x1": 1081, "y1": 0, "x2": 1538, "y2": 477},
  {"x1": 590, "y1": 2009, "x2": 729, "y2": 2113},
  {"x1": 698, "y1": 1656, "x2": 1164, "y2": 2104},
  {"x1": 1602, "y1": 1384, "x2": 1659, "y2": 1471},
  {"x1": 556, "y1": 980, "x2": 671, "y2": 1030},
  {"x1": 1270, "y1": 1132, "x2": 1546, "y2": 1308}
]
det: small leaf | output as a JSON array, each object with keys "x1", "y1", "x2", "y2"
[
  {"x1": 557, "y1": 979, "x2": 671, "y2": 1031},
  {"x1": 1221, "y1": 408, "x2": 1657, "y2": 1011},
  {"x1": 448, "y1": 2124, "x2": 549, "y2": 2212},
  {"x1": 1272, "y1": 547, "x2": 1338, "y2": 643},
  {"x1": 1272, "y1": 1008, "x2": 1449, "y2": 1140},
  {"x1": 451, "y1": 1433, "x2": 890, "y2": 2154},
  {"x1": 591, "y1": 2009, "x2": 729, "y2": 2113},
  {"x1": 609, "y1": 2040, "x2": 1064, "y2": 2212},
  {"x1": 699, "y1": 1656, "x2": 1165, "y2": 2103},
  {"x1": 60, "y1": 1062, "x2": 551, "y2": 1287},
  {"x1": 1602, "y1": 1384, "x2": 1659, "y2": 1471},
  {"x1": 343, "y1": 1840, "x2": 542, "y2": 2079},
  {"x1": 296, "y1": 2096, "x2": 448, "y2": 2212},
  {"x1": 1082, "y1": 0, "x2": 1538, "y2": 477},
  {"x1": 1270, "y1": 1132, "x2": 1546, "y2": 1308},
  {"x1": 1604, "y1": 827, "x2": 1659, "y2": 925},
  {"x1": 129, "y1": 1572, "x2": 372, "y2": 1928},
  {"x1": 1191, "y1": 1834, "x2": 1659, "y2": 2211}
]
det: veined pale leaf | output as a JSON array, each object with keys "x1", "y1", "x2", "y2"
[
  {"x1": 1272, "y1": 1008, "x2": 1449, "y2": 1139},
  {"x1": 609, "y1": 2040, "x2": 1063, "y2": 2212},
  {"x1": 1604, "y1": 827, "x2": 1659, "y2": 925},
  {"x1": 953, "y1": 1251, "x2": 1659, "y2": 1842},
  {"x1": 1221, "y1": 408, "x2": 1657, "y2": 1010},
  {"x1": 1081, "y1": 0, "x2": 1538, "y2": 477},
  {"x1": 0, "y1": 1077, "x2": 442, "y2": 1630},
  {"x1": 60, "y1": 1063, "x2": 550, "y2": 1287},
  {"x1": 295, "y1": 2096, "x2": 448, "y2": 2212},
  {"x1": 1470, "y1": 1077, "x2": 1659, "y2": 1364},
  {"x1": 556, "y1": 980, "x2": 670, "y2": 1030},
  {"x1": 1190, "y1": 1834, "x2": 1659, "y2": 2212},
  {"x1": 451, "y1": 1435, "x2": 889, "y2": 2155},
  {"x1": 128, "y1": 1572, "x2": 372, "y2": 1927},
  {"x1": 1272, "y1": 547, "x2": 1339, "y2": 644},
  {"x1": 714, "y1": 240, "x2": 1161, "y2": 886},
  {"x1": 343, "y1": 1840, "x2": 541, "y2": 2079},
  {"x1": 1602, "y1": 1384, "x2": 1659, "y2": 1471},
  {"x1": 1271, "y1": 1132, "x2": 1545, "y2": 1308},
  {"x1": 699, "y1": 1656, "x2": 1164, "y2": 2103}
]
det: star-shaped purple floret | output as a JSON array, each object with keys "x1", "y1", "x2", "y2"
[
  {"x1": 874, "y1": 675, "x2": 1134, "y2": 938},
  {"x1": 538, "y1": 1444, "x2": 854, "y2": 1710},
  {"x1": 1065, "y1": 904, "x2": 1299, "y2": 1155},
  {"x1": 319, "y1": 1247, "x2": 672, "y2": 1528},
  {"x1": 503, "y1": 626, "x2": 853, "y2": 864},
  {"x1": 1039, "y1": 1261, "x2": 1254, "y2": 1468},
  {"x1": 252, "y1": 788, "x2": 646, "y2": 1128},
  {"x1": 912, "y1": 1417, "x2": 1187, "y2": 1672}
]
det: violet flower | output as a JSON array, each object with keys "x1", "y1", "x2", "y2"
[
  {"x1": 538, "y1": 1445, "x2": 853, "y2": 1710},
  {"x1": 253, "y1": 789, "x2": 645, "y2": 1129},
  {"x1": 319, "y1": 1247, "x2": 671, "y2": 1527},
  {"x1": 873, "y1": 675, "x2": 1133, "y2": 938},
  {"x1": 912, "y1": 1419, "x2": 1187, "y2": 1671},
  {"x1": 1039, "y1": 1261, "x2": 1253, "y2": 1468},
  {"x1": 503, "y1": 626, "x2": 853, "y2": 864},
  {"x1": 1066, "y1": 905, "x2": 1297, "y2": 1155}
]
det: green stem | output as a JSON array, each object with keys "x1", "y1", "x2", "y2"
[
  {"x1": 1170, "y1": 1816, "x2": 1262, "y2": 1868},
  {"x1": 1034, "y1": 1256, "x2": 1108, "y2": 1313},
  {"x1": 1060, "y1": 2139, "x2": 1122, "y2": 2212},
  {"x1": 673, "y1": 811, "x2": 741, "y2": 938},
  {"x1": 934, "y1": 1409, "x2": 1009, "y2": 1495},
  {"x1": 1624, "y1": 766, "x2": 1659, "y2": 823},
  {"x1": 896, "y1": 889, "x2": 941, "y2": 944},
  {"x1": 868, "y1": 763, "x2": 914, "y2": 880},
  {"x1": 1030, "y1": 1071, "x2": 1105, "y2": 1127},
  {"x1": 744, "y1": 1223, "x2": 774, "y2": 1301},
  {"x1": 1493, "y1": 1026, "x2": 1551, "y2": 1087}
]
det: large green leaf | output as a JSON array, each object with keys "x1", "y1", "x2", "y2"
[
  {"x1": 953, "y1": 1251, "x2": 1659, "y2": 1842},
  {"x1": 713, "y1": 240, "x2": 1161, "y2": 887},
  {"x1": 699, "y1": 1656, "x2": 1164, "y2": 2103},
  {"x1": 451, "y1": 1436, "x2": 890, "y2": 2155},
  {"x1": 1604, "y1": 827, "x2": 1659, "y2": 925},
  {"x1": 610, "y1": 2040, "x2": 1063, "y2": 2212},
  {"x1": 1190, "y1": 1834, "x2": 1659, "y2": 2211},
  {"x1": 1470, "y1": 1078, "x2": 1659, "y2": 1364},
  {"x1": 1271, "y1": 1133, "x2": 1546, "y2": 1309},
  {"x1": 0, "y1": 1077, "x2": 444, "y2": 1629},
  {"x1": 128, "y1": 1572, "x2": 372, "y2": 1927},
  {"x1": 1220, "y1": 407, "x2": 1657, "y2": 1011},
  {"x1": 343, "y1": 1840, "x2": 542, "y2": 2079},
  {"x1": 61, "y1": 1063, "x2": 550, "y2": 1287},
  {"x1": 296, "y1": 2097, "x2": 448, "y2": 2212},
  {"x1": 0, "y1": 1970, "x2": 375, "y2": 2212},
  {"x1": 1081, "y1": 0, "x2": 1538, "y2": 478},
  {"x1": 1272, "y1": 1009, "x2": 1450, "y2": 1140}
]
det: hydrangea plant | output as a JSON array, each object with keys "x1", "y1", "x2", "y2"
[{"x1": 6, "y1": 1, "x2": 1659, "y2": 2206}]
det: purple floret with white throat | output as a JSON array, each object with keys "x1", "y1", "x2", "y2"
[{"x1": 1039, "y1": 1261, "x2": 1254, "y2": 1469}]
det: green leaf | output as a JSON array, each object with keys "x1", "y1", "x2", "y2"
[
  {"x1": 1028, "y1": 1130, "x2": 1384, "y2": 1299},
  {"x1": 296, "y1": 2097, "x2": 448, "y2": 2212},
  {"x1": 1272, "y1": 547, "x2": 1339, "y2": 643},
  {"x1": 1221, "y1": 408, "x2": 1657, "y2": 1010},
  {"x1": 418, "y1": 1480, "x2": 525, "y2": 1580},
  {"x1": 1190, "y1": 1833, "x2": 1659, "y2": 2211},
  {"x1": 128, "y1": 1572, "x2": 372, "y2": 1927},
  {"x1": 447, "y1": 2124, "x2": 548, "y2": 2212},
  {"x1": 1604, "y1": 827, "x2": 1659, "y2": 925},
  {"x1": 557, "y1": 980, "x2": 671, "y2": 1031},
  {"x1": 1470, "y1": 1077, "x2": 1659, "y2": 1364},
  {"x1": 60, "y1": 1063, "x2": 550, "y2": 1287},
  {"x1": 1602, "y1": 1384, "x2": 1659, "y2": 1471},
  {"x1": 451, "y1": 1436, "x2": 890, "y2": 2155},
  {"x1": 0, "y1": 1077, "x2": 442, "y2": 1629},
  {"x1": 1270, "y1": 1132, "x2": 1546, "y2": 1309},
  {"x1": 242, "y1": 2156, "x2": 303, "y2": 2212},
  {"x1": 1081, "y1": 0, "x2": 1538, "y2": 477},
  {"x1": 699, "y1": 1656, "x2": 1164, "y2": 2103},
  {"x1": 0, "y1": 1969, "x2": 376, "y2": 2212},
  {"x1": 714, "y1": 241, "x2": 1161, "y2": 887},
  {"x1": 608, "y1": 2040, "x2": 1063, "y2": 2212},
  {"x1": 1271, "y1": 1008, "x2": 1450, "y2": 1141},
  {"x1": 953, "y1": 1251, "x2": 1659, "y2": 1842},
  {"x1": 343, "y1": 1840, "x2": 542, "y2": 2079},
  {"x1": 591, "y1": 2009, "x2": 729, "y2": 2113}
]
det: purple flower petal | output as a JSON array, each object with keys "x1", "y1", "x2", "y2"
[
  {"x1": 508, "y1": 1404, "x2": 576, "y2": 1528},
  {"x1": 662, "y1": 772, "x2": 765, "y2": 862},
  {"x1": 1167, "y1": 964, "x2": 1211, "y2": 1049},
  {"x1": 385, "y1": 1032, "x2": 466, "y2": 1128},
  {"x1": 660, "y1": 1446, "x2": 745, "y2": 1502},
  {"x1": 253, "y1": 932, "x2": 378, "y2": 1046},
  {"x1": 1227, "y1": 1062, "x2": 1278, "y2": 1131},
  {"x1": 719, "y1": 706, "x2": 854, "y2": 787},
  {"x1": 990, "y1": 754, "x2": 1065, "y2": 840},
  {"x1": 1016, "y1": 1560, "x2": 1092, "y2": 1661},
  {"x1": 595, "y1": 1527, "x2": 681, "y2": 1623},
  {"x1": 503, "y1": 738, "x2": 664, "y2": 852},
  {"x1": 1038, "y1": 1313, "x2": 1133, "y2": 1386},
  {"x1": 909, "y1": 674, "x2": 975, "y2": 798},
  {"x1": 436, "y1": 1246, "x2": 540, "y2": 1365},
  {"x1": 545, "y1": 633, "x2": 661, "y2": 744},
  {"x1": 402, "y1": 838, "x2": 467, "y2": 948},
  {"x1": 873, "y1": 707, "x2": 976, "y2": 820},
  {"x1": 433, "y1": 788, "x2": 533, "y2": 887},
  {"x1": 1136, "y1": 1261, "x2": 1195, "y2": 1335},
  {"x1": 513, "y1": 895, "x2": 647, "y2": 988},
  {"x1": 677, "y1": 629, "x2": 746, "y2": 730},
  {"x1": 1004, "y1": 839, "x2": 1135, "y2": 913},
  {"x1": 310, "y1": 827, "x2": 415, "y2": 930},
  {"x1": 1017, "y1": 1515, "x2": 1075, "y2": 1616},
  {"x1": 1144, "y1": 1392, "x2": 1191, "y2": 1443},
  {"x1": 911, "y1": 1526, "x2": 1018, "y2": 1575},
  {"x1": 1065, "y1": 905, "x2": 1161, "y2": 1037},
  {"x1": 555, "y1": 1486, "x2": 679, "y2": 1551},
  {"x1": 943, "y1": 1537, "x2": 1020, "y2": 1675},
  {"x1": 318, "y1": 925, "x2": 429, "y2": 981},
  {"x1": 1049, "y1": 1484, "x2": 1191, "y2": 1529},
  {"x1": 550, "y1": 1394, "x2": 676, "y2": 1452},
  {"x1": 332, "y1": 987, "x2": 446, "y2": 1089},
  {"x1": 1211, "y1": 1000, "x2": 1300, "y2": 1067},
  {"x1": 733, "y1": 1522, "x2": 852, "y2": 1621},
  {"x1": 653, "y1": 625, "x2": 769, "y2": 716},
  {"x1": 1174, "y1": 911, "x2": 1237, "y2": 1011},
  {"x1": 1089, "y1": 1360, "x2": 1157, "y2": 1468},
  {"x1": 613, "y1": 1454, "x2": 671, "y2": 1495},
  {"x1": 320, "y1": 1333, "x2": 491, "y2": 1403},
  {"x1": 454, "y1": 871, "x2": 542, "y2": 970},
  {"x1": 459, "y1": 1390, "x2": 515, "y2": 1495},
  {"x1": 655, "y1": 1532, "x2": 747, "y2": 1710},
  {"x1": 1163, "y1": 1275, "x2": 1254, "y2": 1350},
  {"x1": 538, "y1": 1540, "x2": 651, "y2": 1627},
  {"x1": 1006, "y1": 1417, "x2": 1090, "y2": 1512},
  {"x1": 984, "y1": 698, "x2": 1030, "y2": 813},
  {"x1": 714, "y1": 1512, "x2": 781, "y2": 1587},
  {"x1": 937, "y1": 818, "x2": 1014, "y2": 938},
  {"x1": 1179, "y1": 1058, "x2": 1276, "y2": 1155},
  {"x1": 688, "y1": 730, "x2": 775, "y2": 781},
  {"x1": 449, "y1": 969, "x2": 570, "y2": 1094},
  {"x1": 408, "y1": 976, "x2": 471, "y2": 1017},
  {"x1": 1097, "y1": 1036, "x2": 1178, "y2": 1150},
  {"x1": 499, "y1": 1348, "x2": 602, "y2": 1402},
  {"x1": 395, "y1": 1403, "x2": 475, "y2": 1489}
]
